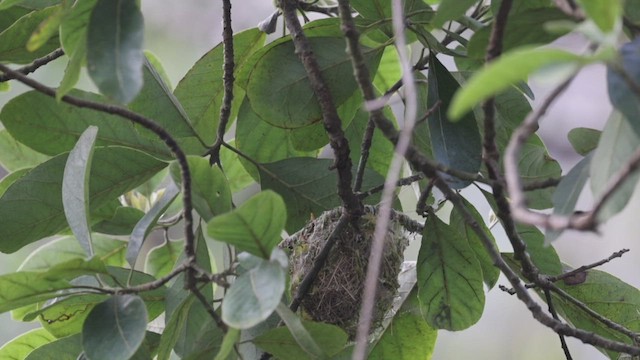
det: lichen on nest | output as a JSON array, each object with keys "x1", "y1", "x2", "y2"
[{"x1": 280, "y1": 205, "x2": 419, "y2": 338}]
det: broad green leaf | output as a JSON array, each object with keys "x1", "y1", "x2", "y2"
[
  {"x1": 449, "y1": 199, "x2": 500, "y2": 289},
  {"x1": 516, "y1": 224, "x2": 563, "y2": 275},
  {"x1": 0, "y1": 90, "x2": 173, "y2": 160},
  {"x1": 0, "y1": 129, "x2": 49, "y2": 171},
  {"x1": 170, "y1": 156, "x2": 232, "y2": 222},
  {"x1": 369, "y1": 313, "x2": 437, "y2": 360},
  {"x1": 568, "y1": 127, "x2": 601, "y2": 155},
  {"x1": 607, "y1": 38, "x2": 640, "y2": 136},
  {"x1": 62, "y1": 126, "x2": 98, "y2": 257},
  {"x1": 258, "y1": 157, "x2": 383, "y2": 232},
  {"x1": 577, "y1": 0, "x2": 622, "y2": 33},
  {"x1": 126, "y1": 182, "x2": 179, "y2": 267},
  {"x1": 449, "y1": 48, "x2": 589, "y2": 120},
  {"x1": 86, "y1": 0, "x2": 144, "y2": 103},
  {"x1": 350, "y1": 0, "x2": 433, "y2": 37},
  {"x1": 431, "y1": 0, "x2": 477, "y2": 28},
  {"x1": 546, "y1": 154, "x2": 592, "y2": 243},
  {"x1": 144, "y1": 50, "x2": 172, "y2": 89},
  {"x1": 245, "y1": 37, "x2": 383, "y2": 129},
  {"x1": 0, "y1": 147, "x2": 167, "y2": 253},
  {"x1": 214, "y1": 327, "x2": 240, "y2": 360},
  {"x1": 222, "y1": 251, "x2": 286, "y2": 329},
  {"x1": 157, "y1": 295, "x2": 195, "y2": 360},
  {"x1": 37, "y1": 293, "x2": 106, "y2": 338},
  {"x1": 25, "y1": 3, "x2": 63, "y2": 51},
  {"x1": 254, "y1": 321, "x2": 348, "y2": 360},
  {"x1": 590, "y1": 111, "x2": 640, "y2": 221},
  {"x1": 59, "y1": 0, "x2": 95, "y2": 54},
  {"x1": 145, "y1": 238, "x2": 183, "y2": 278},
  {"x1": 207, "y1": 190, "x2": 285, "y2": 259},
  {"x1": 273, "y1": 302, "x2": 325, "y2": 359},
  {"x1": 82, "y1": 295, "x2": 148, "y2": 360},
  {"x1": 0, "y1": 6, "x2": 60, "y2": 63},
  {"x1": 344, "y1": 107, "x2": 394, "y2": 177},
  {"x1": 0, "y1": 6, "x2": 30, "y2": 31},
  {"x1": 467, "y1": 8, "x2": 572, "y2": 58},
  {"x1": 0, "y1": 257, "x2": 108, "y2": 313},
  {"x1": 92, "y1": 205, "x2": 145, "y2": 235},
  {"x1": 626, "y1": 0, "x2": 640, "y2": 27},
  {"x1": 427, "y1": 54, "x2": 481, "y2": 189},
  {"x1": 219, "y1": 139, "x2": 255, "y2": 193},
  {"x1": 417, "y1": 214, "x2": 484, "y2": 330},
  {"x1": 491, "y1": 0, "x2": 553, "y2": 14},
  {"x1": 0, "y1": 328, "x2": 56, "y2": 359},
  {"x1": 235, "y1": 98, "x2": 313, "y2": 180},
  {"x1": 174, "y1": 28, "x2": 266, "y2": 143},
  {"x1": 372, "y1": 45, "x2": 401, "y2": 92},
  {"x1": 411, "y1": 72, "x2": 434, "y2": 161},
  {"x1": 57, "y1": 39, "x2": 86, "y2": 100},
  {"x1": 0, "y1": 168, "x2": 28, "y2": 197},
  {"x1": 517, "y1": 137, "x2": 562, "y2": 209}
]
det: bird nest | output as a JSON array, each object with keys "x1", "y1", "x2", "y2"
[{"x1": 280, "y1": 205, "x2": 416, "y2": 338}]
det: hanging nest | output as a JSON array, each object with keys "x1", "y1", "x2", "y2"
[{"x1": 280, "y1": 205, "x2": 417, "y2": 338}]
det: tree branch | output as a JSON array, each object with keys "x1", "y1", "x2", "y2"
[{"x1": 0, "y1": 48, "x2": 64, "y2": 82}]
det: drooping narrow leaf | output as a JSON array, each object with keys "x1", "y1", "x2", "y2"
[
  {"x1": 427, "y1": 54, "x2": 482, "y2": 189},
  {"x1": 57, "y1": 40, "x2": 86, "y2": 100},
  {"x1": 274, "y1": 302, "x2": 326, "y2": 359},
  {"x1": 0, "y1": 328, "x2": 56, "y2": 359},
  {"x1": 0, "y1": 147, "x2": 167, "y2": 253},
  {"x1": 126, "y1": 182, "x2": 180, "y2": 267},
  {"x1": 86, "y1": 0, "x2": 144, "y2": 103},
  {"x1": 417, "y1": 214, "x2": 485, "y2": 330},
  {"x1": 590, "y1": 111, "x2": 640, "y2": 222},
  {"x1": 254, "y1": 321, "x2": 348, "y2": 360},
  {"x1": 568, "y1": 127, "x2": 601, "y2": 155},
  {"x1": 82, "y1": 295, "x2": 148, "y2": 360},
  {"x1": 0, "y1": 6, "x2": 60, "y2": 63},
  {"x1": 213, "y1": 328, "x2": 240, "y2": 360},
  {"x1": 63, "y1": 126, "x2": 99, "y2": 257},
  {"x1": 607, "y1": 38, "x2": 640, "y2": 136},
  {"x1": 222, "y1": 251, "x2": 286, "y2": 329},
  {"x1": 207, "y1": 190, "x2": 285, "y2": 259}
]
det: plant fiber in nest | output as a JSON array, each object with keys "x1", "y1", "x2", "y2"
[{"x1": 281, "y1": 205, "x2": 411, "y2": 338}]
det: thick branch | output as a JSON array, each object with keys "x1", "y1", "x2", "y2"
[{"x1": 0, "y1": 48, "x2": 64, "y2": 82}]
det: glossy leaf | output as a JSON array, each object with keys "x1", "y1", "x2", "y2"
[
  {"x1": 0, "y1": 328, "x2": 56, "y2": 359},
  {"x1": 577, "y1": 0, "x2": 621, "y2": 33},
  {"x1": 258, "y1": 157, "x2": 383, "y2": 232},
  {"x1": 174, "y1": 28, "x2": 266, "y2": 143},
  {"x1": 568, "y1": 127, "x2": 601, "y2": 155},
  {"x1": 590, "y1": 111, "x2": 640, "y2": 221},
  {"x1": 449, "y1": 48, "x2": 590, "y2": 120},
  {"x1": 126, "y1": 182, "x2": 180, "y2": 267},
  {"x1": 170, "y1": 156, "x2": 232, "y2": 222},
  {"x1": 145, "y1": 238, "x2": 184, "y2": 278},
  {"x1": 417, "y1": 214, "x2": 485, "y2": 330},
  {"x1": 427, "y1": 54, "x2": 481, "y2": 189},
  {"x1": 207, "y1": 190, "x2": 285, "y2": 259},
  {"x1": 245, "y1": 37, "x2": 382, "y2": 129},
  {"x1": 82, "y1": 295, "x2": 148, "y2": 360},
  {"x1": 255, "y1": 320, "x2": 347, "y2": 360},
  {"x1": 546, "y1": 154, "x2": 592, "y2": 243},
  {"x1": 0, "y1": 129, "x2": 49, "y2": 171},
  {"x1": 431, "y1": 0, "x2": 477, "y2": 28},
  {"x1": 86, "y1": 0, "x2": 144, "y2": 103},
  {"x1": 273, "y1": 302, "x2": 325, "y2": 359},
  {"x1": 0, "y1": 90, "x2": 173, "y2": 160},
  {"x1": 222, "y1": 251, "x2": 286, "y2": 329},
  {"x1": 607, "y1": 38, "x2": 640, "y2": 136},
  {"x1": 0, "y1": 6, "x2": 60, "y2": 63},
  {"x1": 63, "y1": 126, "x2": 98, "y2": 257},
  {"x1": 0, "y1": 147, "x2": 167, "y2": 253}
]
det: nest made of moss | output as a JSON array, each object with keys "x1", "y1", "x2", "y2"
[{"x1": 280, "y1": 205, "x2": 419, "y2": 338}]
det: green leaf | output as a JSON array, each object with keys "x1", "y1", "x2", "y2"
[
  {"x1": 92, "y1": 205, "x2": 145, "y2": 235},
  {"x1": 0, "y1": 6, "x2": 60, "y2": 63},
  {"x1": 207, "y1": 190, "x2": 285, "y2": 259},
  {"x1": 126, "y1": 182, "x2": 179, "y2": 267},
  {"x1": 25, "y1": 3, "x2": 63, "y2": 51},
  {"x1": 590, "y1": 111, "x2": 640, "y2": 221},
  {"x1": 350, "y1": 0, "x2": 433, "y2": 37},
  {"x1": 0, "y1": 168, "x2": 29, "y2": 197},
  {"x1": 219, "y1": 139, "x2": 255, "y2": 193},
  {"x1": 0, "y1": 129, "x2": 49, "y2": 171},
  {"x1": 62, "y1": 126, "x2": 98, "y2": 257},
  {"x1": 254, "y1": 321, "x2": 348, "y2": 360},
  {"x1": 427, "y1": 54, "x2": 481, "y2": 189},
  {"x1": 516, "y1": 224, "x2": 563, "y2": 275},
  {"x1": 568, "y1": 127, "x2": 601, "y2": 155},
  {"x1": 221, "y1": 251, "x2": 286, "y2": 329},
  {"x1": 144, "y1": 50, "x2": 172, "y2": 89},
  {"x1": 213, "y1": 327, "x2": 240, "y2": 360},
  {"x1": 417, "y1": 214, "x2": 485, "y2": 330},
  {"x1": 145, "y1": 238, "x2": 183, "y2": 278},
  {"x1": 273, "y1": 302, "x2": 326, "y2": 359},
  {"x1": 59, "y1": 0, "x2": 95, "y2": 55},
  {"x1": 546, "y1": 154, "x2": 592, "y2": 243},
  {"x1": 467, "y1": 8, "x2": 572, "y2": 59},
  {"x1": 0, "y1": 257, "x2": 108, "y2": 313},
  {"x1": 372, "y1": 46, "x2": 401, "y2": 92},
  {"x1": 344, "y1": 107, "x2": 394, "y2": 177},
  {"x1": 607, "y1": 38, "x2": 640, "y2": 136},
  {"x1": 0, "y1": 328, "x2": 56, "y2": 359},
  {"x1": 170, "y1": 156, "x2": 232, "y2": 222},
  {"x1": 82, "y1": 295, "x2": 148, "y2": 360},
  {"x1": 174, "y1": 28, "x2": 266, "y2": 143},
  {"x1": 0, "y1": 90, "x2": 174, "y2": 160},
  {"x1": 449, "y1": 48, "x2": 589, "y2": 120},
  {"x1": 517, "y1": 137, "x2": 562, "y2": 209},
  {"x1": 36, "y1": 293, "x2": 106, "y2": 338},
  {"x1": 245, "y1": 37, "x2": 382, "y2": 129},
  {"x1": 86, "y1": 0, "x2": 144, "y2": 103},
  {"x1": 576, "y1": 0, "x2": 622, "y2": 33},
  {"x1": 258, "y1": 157, "x2": 383, "y2": 232},
  {"x1": 369, "y1": 313, "x2": 437, "y2": 360},
  {"x1": 431, "y1": 0, "x2": 477, "y2": 28},
  {"x1": 57, "y1": 39, "x2": 86, "y2": 100},
  {"x1": 0, "y1": 147, "x2": 167, "y2": 253}
]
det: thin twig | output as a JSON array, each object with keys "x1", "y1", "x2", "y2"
[
  {"x1": 357, "y1": 173, "x2": 425, "y2": 199},
  {"x1": 281, "y1": 0, "x2": 363, "y2": 217},
  {"x1": 547, "y1": 249, "x2": 630, "y2": 283},
  {"x1": 0, "y1": 48, "x2": 65, "y2": 82},
  {"x1": 192, "y1": 286, "x2": 228, "y2": 332},
  {"x1": 544, "y1": 289, "x2": 574, "y2": 360}
]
